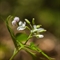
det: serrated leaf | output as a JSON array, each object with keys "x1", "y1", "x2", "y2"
[{"x1": 16, "y1": 33, "x2": 28, "y2": 42}]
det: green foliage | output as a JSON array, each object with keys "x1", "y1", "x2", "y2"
[
  {"x1": 16, "y1": 33, "x2": 28, "y2": 42},
  {"x1": 29, "y1": 43, "x2": 52, "y2": 60},
  {"x1": 5, "y1": 15, "x2": 18, "y2": 49},
  {"x1": 29, "y1": 42, "x2": 38, "y2": 51}
]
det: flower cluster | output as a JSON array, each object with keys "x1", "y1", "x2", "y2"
[
  {"x1": 12, "y1": 17, "x2": 26, "y2": 31},
  {"x1": 31, "y1": 25, "x2": 46, "y2": 38},
  {"x1": 12, "y1": 17, "x2": 46, "y2": 38}
]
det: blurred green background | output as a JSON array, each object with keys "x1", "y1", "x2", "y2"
[{"x1": 0, "y1": 0, "x2": 60, "y2": 60}]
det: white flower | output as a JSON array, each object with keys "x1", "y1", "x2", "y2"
[
  {"x1": 31, "y1": 25, "x2": 45, "y2": 33},
  {"x1": 31, "y1": 25, "x2": 38, "y2": 33},
  {"x1": 12, "y1": 17, "x2": 20, "y2": 26},
  {"x1": 17, "y1": 21, "x2": 26, "y2": 30},
  {"x1": 14, "y1": 17, "x2": 19, "y2": 22},
  {"x1": 36, "y1": 34, "x2": 44, "y2": 38},
  {"x1": 31, "y1": 25, "x2": 46, "y2": 38}
]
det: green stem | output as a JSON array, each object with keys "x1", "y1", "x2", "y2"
[
  {"x1": 41, "y1": 51, "x2": 52, "y2": 60},
  {"x1": 30, "y1": 24, "x2": 33, "y2": 28},
  {"x1": 9, "y1": 47, "x2": 22, "y2": 60},
  {"x1": 26, "y1": 26, "x2": 31, "y2": 30},
  {"x1": 24, "y1": 33, "x2": 32, "y2": 45},
  {"x1": 37, "y1": 47, "x2": 51, "y2": 60},
  {"x1": 24, "y1": 47, "x2": 37, "y2": 60}
]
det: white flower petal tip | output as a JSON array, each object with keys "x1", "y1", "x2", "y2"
[
  {"x1": 19, "y1": 21, "x2": 26, "y2": 26},
  {"x1": 22, "y1": 22, "x2": 26, "y2": 27},
  {"x1": 12, "y1": 21, "x2": 16, "y2": 26},
  {"x1": 14, "y1": 17, "x2": 20, "y2": 22},
  {"x1": 19, "y1": 21, "x2": 22, "y2": 25},
  {"x1": 36, "y1": 35, "x2": 44, "y2": 38},
  {"x1": 39, "y1": 35, "x2": 44, "y2": 38}
]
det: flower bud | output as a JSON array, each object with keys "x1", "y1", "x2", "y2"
[
  {"x1": 14, "y1": 17, "x2": 19, "y2": 22},
  {"x1": 12, "y1": 21, "x2": 16, "y2": 26}
]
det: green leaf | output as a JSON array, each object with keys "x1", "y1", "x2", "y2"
[
  {"x1": 29, "y1": 42, "x2": 38, "y2": 51},
  {"x1": 5, "y1": 16, "x2": 18, "y2": 48},
  {"x1": 16, "y1": 33, "x2": 28, "y2": 42}
]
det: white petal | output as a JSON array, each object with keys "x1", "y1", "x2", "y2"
[
  {"x1": 14, "y1": 17, "x2": 19, "y2": 22},
  {"x1": 33, "y1": 25, "x2": 37, "y2": 29},
  {"x1": 19, "y1": 21, "x2": 22, "y2": 25},
  {"x1": 22, "y1": 22, "x2": 26, "y2": 27},
  {"x1": 17, "y1": 26, "x2": 26, "y2": 30},
  {"x1": 38, "y1": 35, "x2": 44, "y2": 38},
  {"x1": 24, "y1": 22, "x2": 26, "y2": 25},
  {"x1": 17, "y1": 21, "x2": 26, "y2": 31},
  {"x1": 37, "y1": 28, "x2": 45, "y2": 32},
  {"x1": 12, "y1": 21, "x2": 16, "y2": 26}
]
